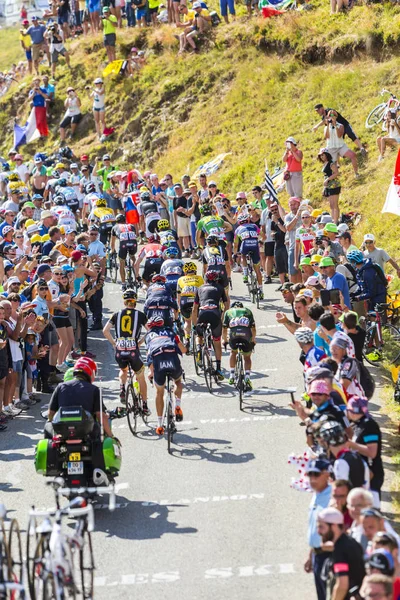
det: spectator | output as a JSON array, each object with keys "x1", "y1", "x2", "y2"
[
  {"x1": 319, "y1": 256, "x2": 351, "y2": 309},
  {"x1": 19, "y1": 20, "x2": 33, "y2": 74},
  {"x1": 377, "y1": 111, "x2": 400, "y2": 162},
  {"x1": 173, "y1": 183, "x2": 192, "y2": 257},
  {"x1": 362, "y1": 233, "x2": 400, "y2": 277},
  {"x1": 177, "y1": 2, "x2": 211, "y2": 54},
  {"x1": 284, "y1": 196, "x2": 303, "y2": 283},
  {"x1": 276, "y1": 295, "x2": 316, "y2": 333},
  {"x1": 42, "y1": 226, "x2": 61, "y2": 256},
  {"x1": 101, "y1": 7, "x2": 117, "y2": 62},
  {"x1": 88, "y1": 0, "x2": 101, "y2": 31},
  {"x1": 294, "y1": 210, "x2": 316, "y2": 271},
  {"x1": 13, "y1": 154, "x2": 29, "y2": 184},
  {"x1": 148, "y1": 0, "x2": 160, "y2": 26},
  {"x1": 87, "y1": 78, "x2": 107, "y2": 141},
  {"x1": 57, "y1": 0, "x2": 71, "y2": 38},
  {"x1": 304, "y1": 458, "x2": 332, "y2": 600},
  {"x1": 94, "y1": 154, "x2": 117, "y2": 204},
  {"x1": 59, "y1": 87, "x2": 82, "y2": 143},
  {"x1": 28, "y1": 79, "x2": 49, "y2": 138},
  {"x1": 338, "y1": 230, "x2": 358, "y2": 256},
  {"x1": 220, "y1": 0, "x2": 235, "y2": 24},
  {"x1": 348, "y1": 487, "x2": 374, "y2": 547},
  {"x1": 25, "y1": 16, "x2": 48, "y2": 75},
  {"x1": 361, "y1": 575, "x2": 393, "y2": 600},
  {"x1": 324, "y1": 110, "x2": 359, "y2": 177},
  {"x1": 282, "y1": 137, "x2": 303, "y2": 198},
  {"x1": 340, "y1": 311, "x2": 365, "y2": 362},
  {"x1": 317, "y1": 148, "x2": 341, "y2": 224},
  {"x1": 330, "y1": 479, "x2": 352, "y2": 529},
  {"x1": 330, "y1": 332, "x2": 365, "y2": 398},
  {"x1": 317, "y1": 507, "x2": 365, "y2": 598},
  {"x1": 45, "y1": 22, "x2": 71, "y2": 78},
  {"x1": 270, "y1": 202, "x2": 288, "y2": 286},
  {"x1": 313, "y1": 103, "x2": 367, "y2": 157}
]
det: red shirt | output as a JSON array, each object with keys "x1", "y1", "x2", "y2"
[{"x1": 286, "y1": 151, "x2": 303, "y2": 173}]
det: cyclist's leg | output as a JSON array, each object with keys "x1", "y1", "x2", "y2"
[
  {"x1": 228, "y1": 348, "x2": 237, "y2": 383},
  {"x1": 134, "y1": 364, "x2": 149, "y2": 410},
  {"x1": 119, "y1": 257, "x2": 126, "y2": 284},
  {"x1": 241, "y1": 253, "x2": 248, "y2": 282},
  {"x1": 154, "y1": 383, "x2": 166, "y2": 434},
  {"x1": 211, "y1": 314, "x2": 224, "y2": 379},
  {"x1": 115, "y1": 353, "x2": 129, "y2": 398}
]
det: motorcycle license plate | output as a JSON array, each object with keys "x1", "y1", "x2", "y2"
[
  {"x1": 69, "y1": 452, "x2": 81, "y2": 461},
  {"x1": 67, "y1": 461, "x2": 84, "y2": 475}
]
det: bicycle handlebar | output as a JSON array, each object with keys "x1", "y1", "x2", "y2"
[
  {"x1": 29, "y1": 503, "x2": 95, "y2": 532},
  {"x1": 56, "y1": 482, "x2": 129, "y2": 512},
  {"x1": 380, "y1": 88, "x2": 397, "y2": 98}
]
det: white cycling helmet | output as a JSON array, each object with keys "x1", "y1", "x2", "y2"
[{"x1": 294, "y1": 327, "x2": 314, "y2": 345}]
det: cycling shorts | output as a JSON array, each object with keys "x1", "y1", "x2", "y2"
[
  {"x1": 180, "y1": 297, "x2": 194, "y2": 320},
  {"x1": 229, "y1": 329, "x2": 254, "y2": 354},
  {"x1": 119, "y1": 240, "x2": 137, "y2": 260},
  {"x1": 197, "y1": 309, "x2": 222, "y2": 340},
  {"x1": 241, "y1": 244, "x2": 260, "y2": 266},
  {"x1": 152, "y1": 352, "x2": 182, "y2": 387},
  {"x1": 115, "y1": 348, "x2": 143, "y2": 372},
  {"x1": 142, "y1": 257, "x2": 162, "y2": 282}
]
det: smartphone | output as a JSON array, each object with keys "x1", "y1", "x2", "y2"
[
  {"x1": 330, "y1": 289, "x2": 341, "y2": 305},
  {"x1": 320, "y1": 289, "x2": 331, "y2": 307},
  {"x1": 215, "y1": 202, "x2": 224, "y2": 216}
]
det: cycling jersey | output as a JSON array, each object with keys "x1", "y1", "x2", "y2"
[
  {"x1": 177, "y1": 275, "x2": 204, "y2": 298},
  {"x1": 51, "y1": 206, "x2": 77, "y2": 230},
  {"x1": 161, "y1": 259, "x2": 184, "y2": 277},
  {"x1": 146, "y1": 327, "x2": 182, "y2": 386},
  {"x1": 112, "y1": 223, "x2": 137, "y2": 242},
  {"x1": 197, "y1": 214, "x2": 226, "y2": 241},
  {"x1": 109, "y1": 307, "x2": 147, "y2": 340},
  {"x1": 194, "y1": 282, "x2": 227, "y2": 311},
  {"x1": 144, "y1": 287, "x2": 178, "y2": 328},
  {"x1": 137, "y1": 243, "x2": 164, "y2": 261},
  {"x1": 146, "y1": 327, "x2": 181, "y2": 358},
  {"x1": 235, "y1": 223, "x2": 261, "y2": 264},
  {"x1": 223, "y1": 306, "x2": 255, "y2": 352},
  {"x1": 158, "y1": 229, "x2": 178, "y2": 247},
  {"x1": 295, "y1": 225, "x2": 317, "y2": 256},
  {"x1": 89, "y1": 207, "x2": 115, "y2": 229}
]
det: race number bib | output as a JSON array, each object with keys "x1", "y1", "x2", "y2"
[{"x1": 116, "y1": 338, "x2": 137, "y2": 351}]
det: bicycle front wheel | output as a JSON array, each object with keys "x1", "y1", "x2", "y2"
[
  {"x1": 363, "y1": 323, "x2": 400, "y2": 365},
  {"x1": 203, "y1": 347, "x2": 213, "y2": 393},
  {"x1": 79, "y1": 530, "x2": 94, "y2": 600},
  {"x1": 8, "y1": 519, "x2": 23, "y2": 592},
  {"x1": 365, "y1": 103, "x2": 386, "y2": 129},
  {"x1": 235, "y1": 354, "x2": 244, "y2": 411},
  {"x1": 192, "y1": 330, "x2": 202, "y2": 377},
  {"x1": 126, "y1": 384, "x2": 139, "y2": 435},
  {"x1": 111, "y1": 253, "x2": 118, "y2": 284},
  {"x1": 0, "y1": 522, "x2": 11, "y2": 588}
]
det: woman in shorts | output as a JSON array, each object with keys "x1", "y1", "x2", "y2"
[
  {"x1": 51, "y1": 270, "x2": 74, "y2": 369},
  {"x1": 88, "y1": 77, "x2": 106, "y2": 140},
  {"x1": 59, "y1": 87, "x2": 82, "y2": 143},
  {"x1": 377, "y1": 111, "x2": 400, "y2": 162},
  {"x1": 324, "y1": 110, "x2": 359, "y2": 177},
  {"x1": 317, "y1": 148, "x2": 341, "y2": 224}
]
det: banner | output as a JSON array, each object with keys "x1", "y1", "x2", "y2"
[{"x1": 382, "y1": 149, "x2": 400, "y2": 217}]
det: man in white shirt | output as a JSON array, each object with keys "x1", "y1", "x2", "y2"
[
  {"x1": 13, "y1": 154, "x2": 30, "y2": 183},
  {"x1": 363, "y1": 233, "x2": 400, "y2": 276}
]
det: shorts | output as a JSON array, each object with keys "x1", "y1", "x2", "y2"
[
  {"x1": 32, "y1": 43, "x2": 43, "y2": 62},
  {"x1": 242, "y1": 245, "x2": 260, "y2": 265},
  {"x1": 229, "y1": 333, "x2": 254, "y2": 354},
  {"x1": 264, "y1": 241, "x2": 275, "y2": 257},
  {"x1": 328, "y1": 145, "x2": 350, "y2": 162},
  {"x1": 136, "y1": 7, "x2": 146, "y2": 19},
  {"x1": 108, "y1": 195, "x2": 122, "y2": 211},
  {"x1": 197, "y1": 309, "x2": 222, "y2": 340},
  {"x1": 142, "y1": 258, "x2": 162, "y2": 282},
  {"x1": 115, "y1": 349, "x2": 143, "y2": 372},
  {"x1": 0, "y1": 368, "x2": 8, "y2": 380},
  {"x1": 180, "y1": 297, "x2": 194, "y2": 319},
  {"x1": 89, "y1": 0, "x2": 100, "y2": 12},
  {"x1": 274, "y1": 245, "x2": 288, "y2": 275},
  {"x1": 177, "y1": 216, "x2": 191, "y2": 238},
  {"x1": 74, "y1": 9, "x2": 82, "y2": 25},
  {"x1": 152, "y1": 352, "x2": 182, "y2": 387},
  {"x1": 26, "y1": 49, "x2": 32, "y2": 61},
  {"x1": 220, "y1": 0, "x2": 235, "y2": 16},
  {"x1": 119, "y1": 241, "x2": 137, "y2": 260},
  {"x1": 51, "y1": 47, "x2": 67, "y2": 64},
  {"x1": 288, "y1": 245, "x2": 299, "y2": 277},
  {"x1": 149, "y1": 6, "x2": 158, "y2": 13},
  {"x1": 12, "y1": 360, "x2": 23, "y2": 374},
  {"x1": 343, "y1": 122, "x2": 357, "y2": 142},
  {"x1": 60, "y1": 113, "x2": 82, "y2": 129},
  {"x1": 53, "y1": 316, "x2": 72, "y2": 328},
  {"x1": 58, "y1": 13, "x2": 69, "y2": 24},
  {"x1": 323, "y1": 186, "x2": 341, "y2": 197},
  {"x1": 104, "y1": 33, "x2": 116, "y2": 47}
]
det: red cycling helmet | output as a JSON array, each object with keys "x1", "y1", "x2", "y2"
[
  {"x1": 77, "y1": 356, "x2": 98, "y2": 375},
  {"x1": 205, "y1": 270, "x2": 221, "y2": 283},
  {"x1": 147, "y1": 235, "x2": 155, "y2": 243},
  {"x1": 73, "y1": 358, "x2": 96, "y2": 383},
  {"x1": 147, "y1": 316, "x2": 165, "y2": 329},
  {"x1": 152, "y1": 274, "x2": 166, "y2": 284}
]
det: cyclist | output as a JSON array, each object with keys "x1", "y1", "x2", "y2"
[
  {"x1": 88, "y1": 197, "x2": 115, "y2": 244},
  {"x1": 138, "y1": 190, "x2": 161, "y2": 239},
  {"x1": 160, "y1": 246, "x2": 184, "y2": 298},
  {"x1": 134, "y1": 236, "x2": 165, "y2": 286},
  {"x1": 192, "y1": 270, "x2": 229, "y2": 381},
  {"x1": 222, "y1": 301, "x2": 256, "y2": 391},
  {"x1": 157, "y1": 218, "x2": 181, "y2": 257},
  {"x1": 177, "y1": 261, "x2": 204, "y2": 346},
  {"x1": 144, "y1": 274, "x2": 178, "y2": 328},
  {"x1": 103, "y1": 288, "x2": 149, "y2": 412},
  {"x1": 111, "y1": 213, "x2": 137, "y2": 290},
  {"x1": 233, "y1": 213, "x2": 264, "y2": 299},
  {"x1": 51, "y1": 195, "x2": 77, "y2": 230},
  {"x1": 145, "y1": 315, "x2": 187, "y2": 435},
  {"x1": 196, "y1": 203, "x2": 232, "y2": 249},
  {"x1": 202, "y1": 234, "x2": 231, "y2": 299}
]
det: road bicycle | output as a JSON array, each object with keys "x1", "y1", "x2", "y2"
[
  {"x1": 27, "y1": 485, "x2": 95, "y2": 600},
  {"x1": 199, "y1": 323, "x2": 219, "y2": 393},
  {"x1": 246, "y1": 254, "x2": 260, "y2": 308},
  {"x1": 233, "y1": 344, "x2": 248, "y2": 411},
  {"x1": 164, "y1": 373, "x2": 177, "y2": 454},
  {"x1": 362, "y1": 302, "x2": 400, "y2": 366},
  {"x1": 125, "y1": 253, "x2": 139, "y2": 290},
  {"x1": 365, "y1": 89, "x2": 400, "y2": 129},
  {"x1": 125, "y1": 363, "x2": 149, "y2": 435},
  {"x1": 105, "y1": 245, "x2": 118, "y2": 283},
  {"x1": 0, "y1": 503, "x2": 26, "y2": 599}
]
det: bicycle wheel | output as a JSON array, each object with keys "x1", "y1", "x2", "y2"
[
  {"x1": 42, "y1": 573, "x2": 57, "y2": 600},
  {"x1": 256, "y1": 286, "x2": 260, "y2": 310},
  {"x1": 203, "y1": 347, "x2": 213, "y2": 393},
  {"x1": 79, "y1": 530, "x2": 94, "y2": 600},
  {"x1": 126, "y1": 383, "x2": 139, "y2": 435},
  {"x1": 111, "y1": 252, "x2": 118, "y2": 284},
  {"x1": 30, "y1": 535, "x2": 49, "y2": 600},
  {"x1": 235, "y1": 354, "x2": 244, "y2": 411},
  {"x1": 166, "y1": 378, "x2": 174, "y2": 454},
  {"x1": 8, "y1": 519, "x2": 23, "y2": 591},
  {"x1": 363, "y1": 323, "x2": 400, "y2": 365},
  {"x1": 365, "y1": 103, "x2": 386, "y2": 129},
  {"x1": 26, "y1": 516, "x2": 38, "y2": 599},
  {"x1": 192, "y1": 330, "x2": 202, "y2": 377},
  {"x1": 0, "y1": 522, "x2": 11, "y2": 589}
]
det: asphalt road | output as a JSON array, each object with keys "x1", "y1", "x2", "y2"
[{"x1": 0, "y1": 271, "x2": 317, "y2": 599}]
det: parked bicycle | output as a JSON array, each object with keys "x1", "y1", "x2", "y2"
[
  {"x1": 365, "y1": 89, "x2": 400, "y2": 129},
  {"x1": 362, "y1": 302, "x2": 400, "y2": 366},
  {"x1": 0, "y1": 503, "x2": 26, "y2": 599}
]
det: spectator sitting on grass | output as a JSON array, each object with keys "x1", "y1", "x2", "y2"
[
  {"x1": 177, "y1": 2, "x2": 211, "y2": 55},
  {"x1": 376, "y1": 111, "x2": 400, "y2": 163}
]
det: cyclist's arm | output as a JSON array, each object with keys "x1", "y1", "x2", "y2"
[
  {"x1": 251, "y1": 326, "x2": 256, "y2": 344},
  {"x1": 96, "y1": 411, "x2": 113, "y2": 438},
  {"x1": 110, "y1": 231, "x2": 116, "y2": 252},
  {"x1": 192, "y1": 300, "x2": 199, "y2": 325},
  {"x1": 134, "y1": 251, "x2": 144, "y2": 275},
  {"x1": 177, "y1": 339, "x2": 187, "y2": 354},
  {"x1": 102, "y1": 320, "x2": 116, "y2": 347}
]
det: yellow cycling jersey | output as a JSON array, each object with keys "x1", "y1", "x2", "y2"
[
  {"x1": 177, "y1": 275, "x2": 204, "y2": 297},
  {"x1": 92, "y1": 207, "x2": 115, "y2": 224}
]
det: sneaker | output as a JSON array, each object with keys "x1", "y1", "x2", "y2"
[
  {"x1": 119, "y1": 384, "x2": 126, "y2": 400},
  {"x1": 377, "y1": 155, "x2": 384, "y2": 163},
  {"x1": 4, "y1": 405, "x2": 21, "y2": 416},
  {"x1": 13, "y1": 400, "x2": 30, "y2": 411},
  {"x1": 56, "y1": 363, "x2": 68, "y2": 372},
  {"x1": 156, "y1": 426, "x2": 165, "y2": 436},
  {"x1": 82, "y1": 351, "x2": 96, "y2": 359},
  {"x1": 190, "y1": 251, "x2": 197, "y2": 259},
  {"x1": 175, "y1": 406, "x2": 183, "y2": 422},
  {"x1": 232, "y1": 264, "x2": 241, "y2": 273},
  {"x1": 244, "y1": 378, "x2": 253, "y2": 391},
  {"x1": 89, "y1": 323, "x2": 103, "y2": 331},
  {"x1": 264, "y1": 276, "x2": 272, "y2": 284},
  {"x1": 64, "y1": 359, "x2": 75, "y2": 368},
  {"x1": 21, "y1": 395, "x2": 36, "y2": 406},
  {"x1": 228, "y1": 376, "x2": 234, "y2": 385},
  {"x1": 182, "y1": 251, "x2": 190, "y2": 258},
  {"x1": 0, "y1": 423, "x2": 6, "y2": 431},
  {"x1": 243, "y1": 276, "x2": 248, "y2": 284},
  {"x1": 215, "y1": 369, "x2": 224, "y2": 382},
  {"x1": 142, "y1": 402, "x2": 151, "y2": 416}
]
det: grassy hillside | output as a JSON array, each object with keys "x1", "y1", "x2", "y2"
[{"x1": 1, "y1": 1, "x2": 400, "y2": 259}]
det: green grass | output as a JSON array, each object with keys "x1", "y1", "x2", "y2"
[{"x1": 0, "y1": 26, "x2": 25, "y2": 71}]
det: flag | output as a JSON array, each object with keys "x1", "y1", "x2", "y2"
[
  {"x1": 258, "y1": 0, "x2": 294, "y2": 17},
  {"x1": 13, "y1": 107, "x2": 47, "y2": 148},
  {"x1": 264, "y1": 162, "x2": 278, "y2": 202},
  {"x1": 192, "y1": 153, "x2": 231, "y2": 179},
  {"x1": 382, "y1": 149, "x2": 400, "y2": 216}
]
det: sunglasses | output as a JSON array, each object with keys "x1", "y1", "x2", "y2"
[
  {"x1": 301, "y1": 216, "x2": 310, "y2": 219},
  {"x1": 320, "y1": 266, "x2": 329, "y2": 270},
  {"x1": 89, "y1": 232, "x2": 97, "y2": 236},
  {"x1": 365, "y1": 240, "x2": 373, "y2": 244},
  {"x1": 10, "y1": 298, "x2": 20, "y2": 303},
  {"x1": 307, "y1": 472, "x2": 322, "y2": 477},
  {"x1": 15, "y1": 236, "x2": 23, "y2": 239},
  {"x1": 39, "y1": 287, "x2": 48, "y2": 291},
  {"x1": 311, "y1": 262, "x2": 319, "y2": 266},
  {"x1": 53, "y1": 272, "x2": 63, "y2": 276},
  {"x1": 209, "y1": 185, "x2": 217, "y2": 188}
]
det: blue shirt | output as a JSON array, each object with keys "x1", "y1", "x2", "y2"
[
  {"x1": 26, "y1": 24, "x2": 46, "y2": 44},
  {"x1": 326, "y1": 271, "x2": 351, "y2": 308},
  {"x1": 308, "y1": 485, "x2": 332, "y2": 548},
  {"x1": 32, "y1": 295, "x2": 49, "y2": 317},
  {"x1": 39, "y1": 224, "x2": 49, "y2": 236},
  {"x1": 314, "y1": 322, "x2": 341, "y2": 356},
  {"x1": 88, "y1": 239, "x2": 106, "y2": 258},
  {"x1": 29, "y1": 87, "x2": 47, "y2": 108}
]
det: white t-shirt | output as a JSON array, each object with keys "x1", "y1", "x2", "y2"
[
  {"x1": 260, "y1": 208, "x2": 273, "y2": 243},
  {"x1": 15, "y1": 164, "x2": 30, "y2": 183},
  {"x1": 7, "y1": 317, "x2": 23, "y2": 362},
  {"x1": 363, "y1": 247, "x2": 390, "y2": 272}
]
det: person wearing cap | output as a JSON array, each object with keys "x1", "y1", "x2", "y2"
[
  {"x1": 330, "y1": 330, "x2": 366, "y2": 398},
  {"x1": 54, "y1": 229, "x2": 76, "y2": 258},
  {"x1": 179, "y1": 2, "x2": 211, "y2": 54},
  {"x1": 317, "y1": 147, "x2": 341, "y2": 224},
  {"x1": 284, "y1": 197, "x2": 303, "y2": 283},
  {"x1": 362, "y1": 233, "x2": 400, "y2": 277},
  {"x1": 321, "y1": 223, "x2": 344, "y2": 262},
  {"x1": 361, "y1": 574, "x2": 393, "y2": 600},
  {"x1": 39, "y1": 210, "x2": 56, "y2": 236},
  {"x1": 319, "y1": 256, "x2": 351, "y2": 309},
  {"x1": 93, "y1": 155, "x2": 118, "y2": 200},
  {"x1": 31, "y1": 155, "x2": 48, "y2": 193},
  {"x1": 20, "y1": 20, "x2": 33, "y2": 74},
  {"x1": 68, "y1": 163, "x2": 83, "y2": 204},
  {"x1": 28, "y1": 79, "x2": 49, "y2": 137},
  {"x1": 15, "y1": 202, "x2": 35, "y2": 229},
  {"x1": 101, "y1": 7, "x2": 117, "y2": 62},
  {"x1": 270, "y1": 201, "x2": 288, "y2": 285},
  {"x1": 294, "y1": 326, "x2": 327, "y2": 375},
  {"x1": 0, "y1": 211, "x2": 15, "y2": 239},
  {"x1": 304, "y1": 458, "x2": 332, "y2": 600},
  {"x1": 299, "y1": 256, "x2": 317, "y2": 284},
  {"x1": 4, "y1": 277, "x2": 28, "y2": 303},
  {"x1": 346, "y1": 396, "x2": 384, "y2": 508},
  {"x1": 25, "y1": 18, "x2": 48, "y2": 74},
  {"x1": 317, "y1": 506, "x2": 365, "y2": 598},
  {"x1": 294, "y1": 210, "x2": 317, "y2": 270},
  {"x1": 324, "y1": 109, "x2": 360, "y2": 177},
  {"x1": 13, "y1": 154, "x2": 29, "y2": 184},
  {"x1": 282, "y1": 136, "x2": 303, "y2": 198},
  {"x1": 44, "y1": 21, "x2": 71, "y2": 78},
  {"x1": 59, "y1": 87, "x2": 82, "y2": 143},
  {"x1": 87, "y1": 78, "x2": 107, "y2": 140}
]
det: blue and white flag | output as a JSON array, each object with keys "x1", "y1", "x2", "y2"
[{"x1": 13, "y1": 108, "x2": 41, "y2": 148}]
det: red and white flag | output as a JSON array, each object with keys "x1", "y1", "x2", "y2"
[{"x1": 382, "y1": 148, "x2": 400, "y2": 216}]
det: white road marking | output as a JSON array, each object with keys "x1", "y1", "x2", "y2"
[
  {"x1": 112, "y1": 415, "x2": 289, "y2": 430},
  {"x1": 94, "y1": 492, "x2": 265, "y2": 510}
]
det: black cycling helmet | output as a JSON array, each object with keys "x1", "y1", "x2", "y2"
[
  {"x1": 199, "y1": 203, "x2": 212, "y2": 216},
  {"x1": 116, "y1": 214, "x2": 125, "y2": 223},
  {"x1": 85, "y1": 182, "x2": 96, "y2": 194},
  {"x1": 53, "y1": 195, "x2": 65, "y2": 206},
  {"x1": 206, "y1": 234, "x2": 219, "y2": 246},
  {"x1": 122, "y1": 288, "x2": 137, "y2": 301},
  {"x1": 317, "y1": 421, "x2": 347, "y2": 447},
  {"x1": 52, "y1": 169, "x2": 60, "y2": 179},
  {"x1": 231, "y1": 301, "x2": 244, "y2": 308},
  {"x1": 140, "y1": 191, "x2": 151, "y2": 202},
  {"x1": 57, "y1": 178, "x2": 67, "y2": 187}
]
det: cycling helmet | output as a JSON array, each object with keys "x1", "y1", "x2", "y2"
[
  {"x1": 96, "y1": 198, "x2": 107, "y2": 207},
  {"x1": 58, "y1": 178, "x2": 67, "y2": 187},
  {"x1": 164, "y1": 246, "x2": 179, "y2": 259},
  {"x1": 85, "y1": 182, "x2": 96, "y2": 194},
  {"x1": 157, "y1": 219, "x2": 170, "y2": 231},
  {"x1": 78, "y1": 356, "x2": 98, "y2": 375},
  {"x1": 231, "y1": 301, "x2": 244, "y2": 308},
  {"x1": 152, "y1": 274, "x2": 166, "y2": 283},
  {"x1": 367, "y1": 549, "x2": 395, "y2": 576},
  {"x1": 237, "y1": 213, "x2": 250, "y2": 224},
  {"x1": 122, "y1": 288, "x2": 137, "y2": 301},
  {"x1": 8, "y1": 173, "x2": 20, "y2": 182},
  {"x1": 206, "y1": 234, "x2": 219, "y2": 246},
  {"x1": 115, "y1": 214, "x2": 125, "y2": 223},
  {"x1": 346, "y1": 249, "x2": 364, "y2": 264},
  {"x1": 147, "y1": 316, "x2": 165, "y2": 329},
  {"x1": 63, "y1": 367, "x2": 75, "y2": 382},
  {"x1": 52, "y1": 170, "x2": 60, "y2": 179},
  {"x1": 294, "y1": 327, "x2": 314, "y2": 345},
  {"x1": 317, "y1": 421, "x2": 347, "y2": 447},
  {"x1": 140, "y1": 191, "x2": 151, "y2": 202},
  {"x1": 199, "y1": 203, "x2": 212, "y2": 216},
  {"x1": 205, "y1": 270, "x2": 221, "y2": 283},
  {"x1": 183, "y1": 262, "x2": 197, "y2": 274},
  {"x1": 53, "y1": 195, "x2": 65, "y2": 206},
  {"x1": 73, "y1": 358, "x2": 96, "y2": 383}
]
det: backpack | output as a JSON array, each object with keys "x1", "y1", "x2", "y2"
[
  {"x1": 210, "y1": 10, "x2": 221, "y2": 26},
  {"x1": 357, "y1": 359, "x2": 375, "y2": 399},
  {"x1": 371, "y1": 262, "x2": 388, "y2": 288}
]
